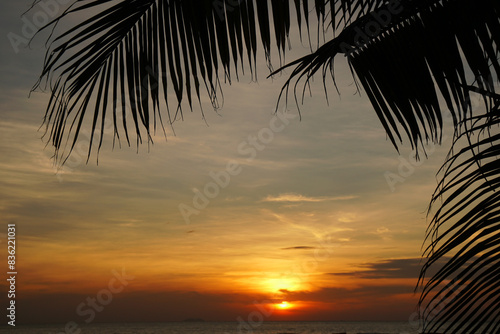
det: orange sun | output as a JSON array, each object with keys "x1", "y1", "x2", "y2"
[{"x1": 277, "y1": 301, "x2": 292, "y2": 310}]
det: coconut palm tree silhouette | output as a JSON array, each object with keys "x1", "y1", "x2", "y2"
[{"x1": 33, "y1": 0, "x2": 500, "y2": 332}]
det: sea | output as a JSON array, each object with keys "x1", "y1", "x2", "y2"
[{"x1": 0, "y1": 321, "x2": 424, "y2": 334}]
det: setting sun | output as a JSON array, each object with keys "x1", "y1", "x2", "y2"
[{"x1": 277, "y1": 301, "x2": 292, "y2": 310}]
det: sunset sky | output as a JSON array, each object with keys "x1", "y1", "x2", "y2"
[{"x1": 0, "y1": 0, "x2": 457, "y2": 327}]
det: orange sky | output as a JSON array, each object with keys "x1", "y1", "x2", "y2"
[{"x1": 0, "y1": 0, "x2": 456, "y2": 327}]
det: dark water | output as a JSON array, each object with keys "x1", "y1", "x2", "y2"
[{"x1": 0, "y1": 321, "x2": 423, "y2": 333}]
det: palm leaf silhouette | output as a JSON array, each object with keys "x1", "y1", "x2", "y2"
[
  {"x1": 276, "y1": 0, "x2": 500, "y2": 154},
  {"x1": 33, "y1": 1, "x2": 500, "y2": 332},
  {"x1": 419, "y1": 102, "x2": 500, "y2": 333},
  {"x1": 34, "y1": 0, "x2": 334, "y2": 162}
]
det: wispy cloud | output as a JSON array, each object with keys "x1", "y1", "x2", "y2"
[
  {"x1": 262, "y1": 193, "x2": 357, "y2": 203},
  {"x1": 281, "y1": 246, "x2": 316, "y2": 250},
  {"x1": 327, "y1": 258, "x2": 438, "y2": 279}
]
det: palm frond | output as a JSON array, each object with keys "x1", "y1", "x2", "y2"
[
  {"x1": 274, "y1": 0, "x2": 500, "y2": 155},
  {"x1": 418, "y1": 100, "x2": 500, "y2": 333},
  {"x1": 33, "y1": 0, "x2": 321, "y2": 162}
]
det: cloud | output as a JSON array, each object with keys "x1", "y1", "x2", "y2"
[
  {"x1": 327, "y1": 258, "x2": 456, "y2": 280},
  {"x1": 328, "y1": 258, "x2": 422, "y2": 279},
  {"x1": 286, "y1": 284, "x2": 415, "y2": 302},
  {"x1": 262, "y1": 193, "x2": 357, "y2": 203},
  {"x1": 281, "y1": 246, "x2": 316, "y2": 250},
  {"x1": 337, "y1": 212, "x2": 357, "y2": 223}
]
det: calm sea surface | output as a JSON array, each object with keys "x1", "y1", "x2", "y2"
[{"x1": 0, "y1": 321, "x2": 423, "y2": 333}]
